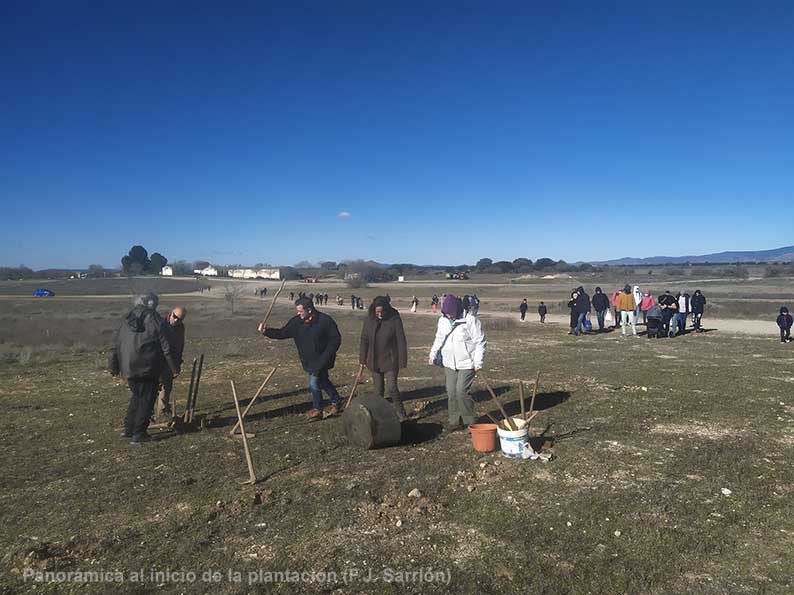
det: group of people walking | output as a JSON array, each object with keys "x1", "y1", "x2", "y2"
[
  {"x1": 565, "y1": 285, "x2": 707, "y2": 338},
  {"x1": 259, "y1": 293, "x2": 486, "y2": 431}
]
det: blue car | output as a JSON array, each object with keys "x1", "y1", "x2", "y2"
[{"x1": 33, "y1": 288, "x2": 55, "y2": 297}]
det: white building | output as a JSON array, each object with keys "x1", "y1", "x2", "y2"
[
  {"x1": 194, "y1": 266, "x2": 218, "y2": 276},
  {"x1": 161, "y1": 265, "x2": 173, "y2": 276},
  {"x1": 228, "y1": 268, "x2": 281, "y2": 280}
]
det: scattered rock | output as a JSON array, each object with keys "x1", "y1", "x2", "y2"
[
  {"x1": 395, "y1": 520, "x2": 402, "y2": 527},
  {"x1": 467, "y1": 485, "x2": 476, "y2": 492},
  {"x1": 614, "y1": 530, "x2": 621, "y2": 537},
  {"x1": 408, "y1": 488, "x2": 422, "y2": 498},
  {"x1": 721, "y1": 488, "x2": 732, "y2": 496}
]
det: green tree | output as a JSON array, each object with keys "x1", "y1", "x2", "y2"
[
  {"x1": 476, "y1": 258, "x2": 493, "y2": 270},
  {"x1": 149, "y1": 253, "x2": 168, "y2": 274}
]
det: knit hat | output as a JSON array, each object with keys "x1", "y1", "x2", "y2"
[{"x1": 441, "y1": 294, "x2": 462, "y2": 318}]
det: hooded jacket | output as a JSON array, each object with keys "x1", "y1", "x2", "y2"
[
  {"x1": 641, "y1": 293, "x2": 655, "y2": 311},
  {"x1": 633, "y1": 286, "x2": 642, "y2": 308},
  {"x1": 691, "y1": 291, "x2": 706, "y2": 313},
  {"x1": 265, "y1": 310, "x2": 341, "y2": 374},
  {"x1": 592, "y1": 288, "x2": 610, "y2": 312},
  {"x1": 429, "y1": 313, "x2": 486, "y2": 371},
  {"x1": 359, "y1": 302, "x2": 408, "y2": 373},
  {"x1": 616, "y1": 290, "x2": 636, "y2": 312},
  {"x1": 109, "y1": 306, "x2": 176, "y2": 380}
]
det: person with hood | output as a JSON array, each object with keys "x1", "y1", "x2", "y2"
[
  {"x1": 633, "y1": 286, "x2": 643, "y2": 323},
  {"x1": 428, "y1": 295, "x2": 486, "y2": 431},
  {"x1": 611, "y1": 287, "x2": 623, "y2": 329},
  {"x1": 616, "y1": 284, "x2": 637, "y2": 337},
  {"x1": 410, "y1": 295, "x2": 419, "y2": 313},
  {"x1": 537, "y1": 301, "x2": 547, "y2": 323},
  {"x1": 592, "y1": 287, "x2": 610, "y2": 331},
  {"x1": 777, "y1": 307, "x2": 793, "y2": 343},
  {"x1": 359, "y1": 296, "x2": 408, "y2": 419},
  {"x1": 431, "y1": 294, "x2": 439, "y2": 314},
  {"x1": 258, "y1": 297, "x2": 343, "y2": 421},
  {"x1": 691, "y1": 289, "x2": 706, "y2": 331},
  {"x1": 519, "y1": 298, "x2": 528, "y2": 321},
  {"x1": 567, "y1": 289, "x2": 580, "y2": 335},
  {"x1": 109, "y1": 293, "x2": 179, "y2": 444},
  {"x1": 640, "y1": 289, "x2": 655, "y2": 325}
]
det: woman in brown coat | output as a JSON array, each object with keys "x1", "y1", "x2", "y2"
[{"x1": 359, "y1": 296, "x2": 408, "y2": 419}]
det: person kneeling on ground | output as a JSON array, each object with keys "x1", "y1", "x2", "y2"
[
  {"x1": 777, "y1": 306, "x2": 793, "y2": 343},
  {"x1": 258, "y1": 298, "x2": 342, "y2": 421},
  {"x1": 359, "y1": 296, "x2": 408, "y2": 419},
  {"x1": 109, "y1": 293, "x2": 179, "y2": 444},
  {"x1": 428, "y1": 295, "x2": 486, "y2": 432}
]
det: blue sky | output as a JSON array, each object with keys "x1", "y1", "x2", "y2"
[{"x1": 2, "y1": 1, "x2": 793, "y2": 269}]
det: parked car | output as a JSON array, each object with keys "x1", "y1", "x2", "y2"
[{"x1": 33, "y1": 288, "x2": 55, "y2": 297}]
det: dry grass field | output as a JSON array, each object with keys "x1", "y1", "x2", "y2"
[{"x1": 1, "y1": 277, "x2": 793, "y2": 594}]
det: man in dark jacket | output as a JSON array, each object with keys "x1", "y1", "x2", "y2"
[
  {"x1": 519, "y1": 299, "x2": 528, "y2": 321},
  {"x1": 658, "y1": 291, "x2": 678, "y2": 337},
  {"x1": 259, "y1": 298, "x2": 342, "y2": 420},
  {"x1": 777, "y1": 307, "x2": 793, "y2": 343},
  {"x1": 154, "y1": 306, "x2": 187, "y2": 422},
  {"x1": 537, "y1": 301, "x2": 547, "y2": 323},
  {"x1": 109, "y1": 293, "x2": 178, "y2": 444},
  {"x1": 359, "y1": 296, "x2": 408, "y2": 418},
  {"x1": 592, "y1": 287, "x2": 610, "y2": 331},
  {"x1": 572, "y1": 287, "x2": 590, "y2": 335},
  {"x1": 691, "y1": 290, "x2": 706, "y2": 332}
]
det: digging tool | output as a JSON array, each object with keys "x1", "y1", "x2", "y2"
[
  {"x1": 519, "y1": 381, "x2": 526, "y2": 421},
  {"x1": 528, "y1": 371, "x2": 540, "y2": 419},
  {"x1": 182, "y1": 358, "x2": 197, "y2": 422},
  {"x1": 345, "y1": 363, "x2": 365, "y2": 408},
  {"x1": 260, "y1": 279, "x2": 287, "y2": 329},
  {"x1": 187, "y1": 354, "x2": 204, "y2": 423},
  {"x1": 230, "y1": 381, "x2": 257, "y2": 484},
  {"x1": 229, "y1": 366, "x2": 278, "y2": 436},
  {"x1": 480, "y1": 376, "x2": 517, "y2": 431}
]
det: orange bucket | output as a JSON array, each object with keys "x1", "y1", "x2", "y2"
[{"x1": 469, "y1": 423, "x2": 499, "y2": 452}]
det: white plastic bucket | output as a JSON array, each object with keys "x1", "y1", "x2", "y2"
[{"x1": 497, "y1": 417, "x2": 532, "y2": 459}]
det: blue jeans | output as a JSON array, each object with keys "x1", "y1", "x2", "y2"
[
  {"x1": 573, "y1": 312, "x2": 587, "y2": 335},
  {"x1": 596, "y1": 309, "x2": 606, "y2": 330},
  {"x1": 308, "y1": 369, "x2": 341, "y2": 410}
]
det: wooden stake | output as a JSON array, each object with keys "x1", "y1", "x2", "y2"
[
  {"x1": 229, "y1": 366, "x2": 278, "y2": 436},
  {"x1": 182, "y1": 358, "x2": 197, "y2": 423},
  {"x1": 519, "y1": 381, "x2": 526, "y2": 421},
  {"x1": 527, "y1": 371, "x2": 541, "y2": 430},
  {"x1": 345, "y1": 363, "x2": 365, "y2": 408},
  {"x1": 230, "y1": 381, "x2": 257, "y2": 484},
  {"x1": 260, "y1": 279, "x2": 287, "y2": 328},
  {"x1": 188, "y1": 354, "x2": 205, "y2": 423},
  {"x1": 480, "y1": 376, "x2": 517, "y2": 431}
]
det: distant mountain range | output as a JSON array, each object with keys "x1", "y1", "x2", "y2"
[{"x1": 594, "y1": 246, "x2": 794, "y2": 266}]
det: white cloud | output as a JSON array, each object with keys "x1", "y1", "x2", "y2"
[{"x1": 336, "y1": 211, "x2": 352, "y2": 218}]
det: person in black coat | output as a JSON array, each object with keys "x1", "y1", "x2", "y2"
[
  {"x1": 259, "y1": 298, "x2": 342, "y2": 420},
  {"x1": 691, "y1": 289, "x2": 706, "y2": 331},
  {"x1": 592, "y1": 286, "x2": 610, "y2": 331},
  {"x1": 537, "y1": 301, "x2": 547, "y2": 323},
  {"x1": 777, "y1": 306, "x2": 793, "y2": 343},
  {"x1": 519, "y1": 299, "x2": 528, "y2": 321}
]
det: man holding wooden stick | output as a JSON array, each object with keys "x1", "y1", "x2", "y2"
[
  {"x1": 154, "y1": 306, "x2": 186, "y2": 422},
  {"x1": 258, "y1": 297, "x2": 343, "y2": 421}
]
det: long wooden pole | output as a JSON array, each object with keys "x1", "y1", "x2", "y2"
[
  {"x1": 229, "y1": 366, "x2": 278, "y2": 435},
  {"x1": 480, "y1": 376, "x2": 517, "y2": 431},
  {"x1": 519, "y1": 381, "x2": 526, "y2": 421},
  {"x1": 527, "y1": 371, "x2": 541, "y2": 430},
  {"x1": 188, "y1": 354, "x2": 204, "y2": 423},
  {"x1": 230, "y1": 381, "x2": 257, "y2": 484},
  {"x1": 345, "y1": 363, "x2": 365, "y2": 408},
  {"x1": 261, "y1": 279, "x2": 287, "y2": 328},
  {"x1": 182, "y1": 358, "x2": 197, "y2": 422}
]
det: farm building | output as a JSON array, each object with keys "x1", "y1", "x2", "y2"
[
  {"x1": 194, "y1": 266, "x2": 219, "y2": 276},
  {"x1": 228, "y1": 267, "x2": 282, "y2": 280}
]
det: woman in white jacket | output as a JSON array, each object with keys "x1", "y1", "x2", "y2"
[{"x1": 428, "y1": 294, "x2": 486, "y2": 431}]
